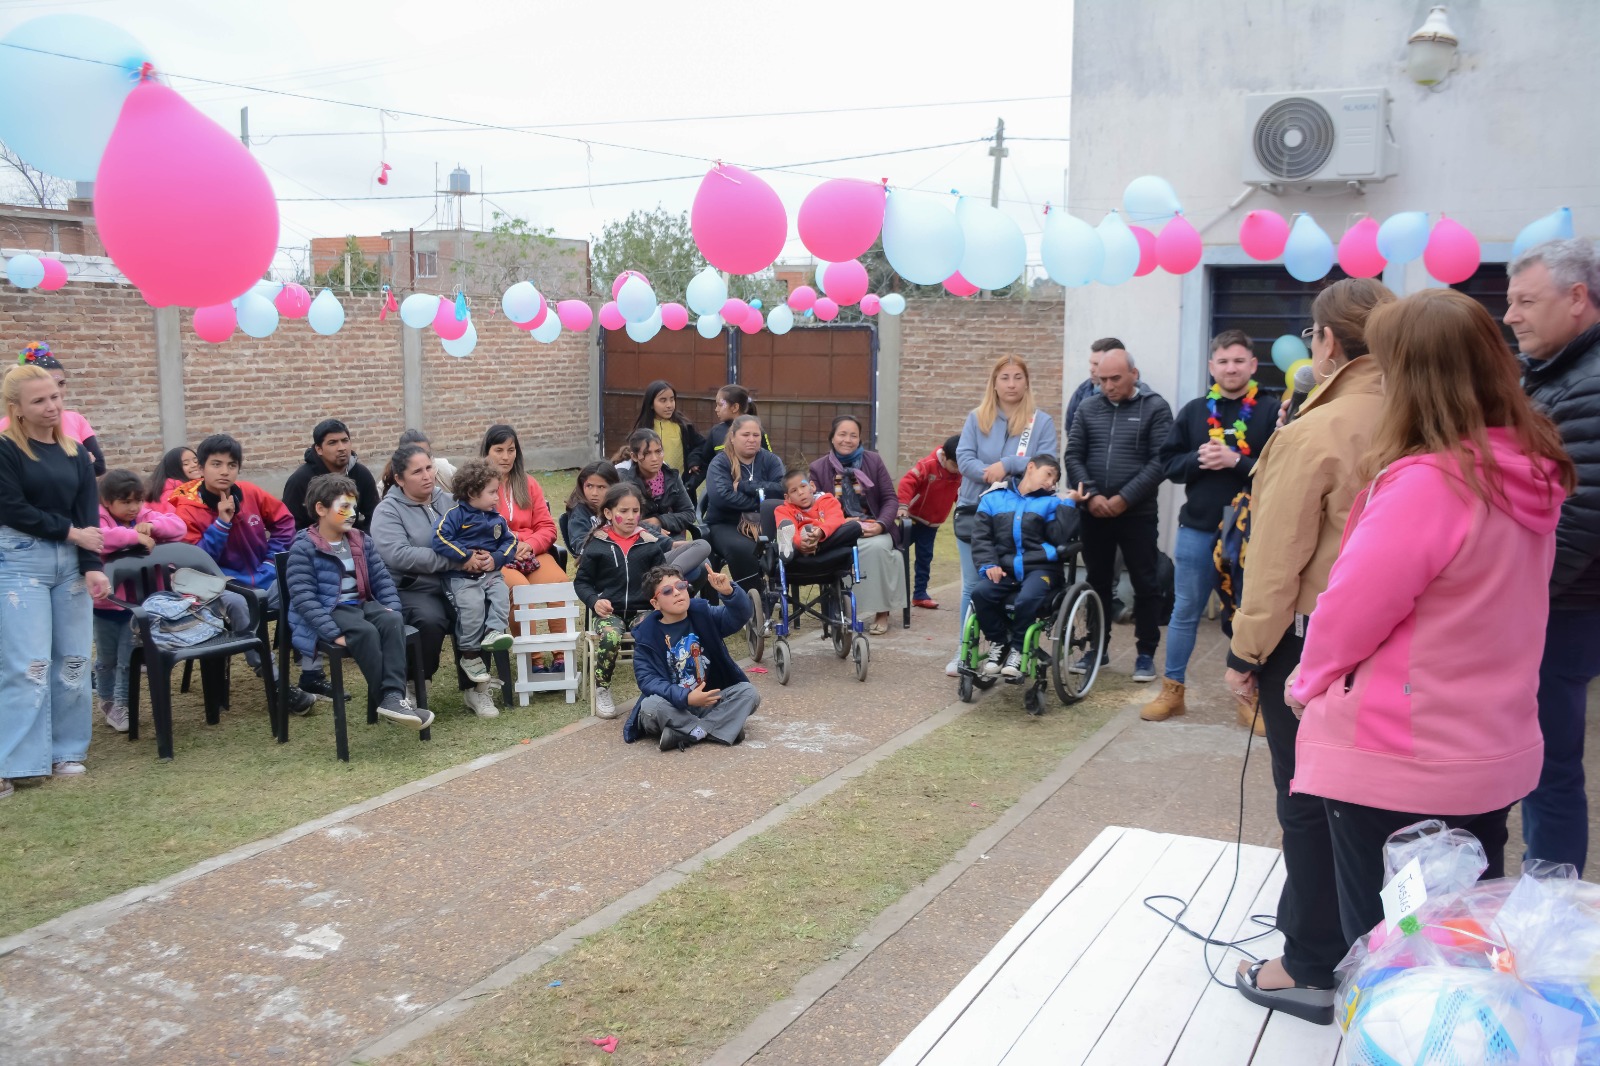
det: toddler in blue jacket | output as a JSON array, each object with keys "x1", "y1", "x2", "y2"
[{"x1": 431, "y1": 458, "x2": 518, "y2": 685}]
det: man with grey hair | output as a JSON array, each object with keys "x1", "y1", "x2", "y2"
[{"x1": 1507, "y1": 237, "x2": 1600, "y2": 875}]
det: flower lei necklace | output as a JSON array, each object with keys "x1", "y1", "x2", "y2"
[{"x1": 1207, "y1": 380, "x2": 1258, "y2": 455}]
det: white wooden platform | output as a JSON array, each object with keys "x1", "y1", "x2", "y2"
[{"x1": 882, "y1": 826, "x2": 1344, "y2": 1066}]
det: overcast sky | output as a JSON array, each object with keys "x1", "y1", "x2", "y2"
[{"x1": 3, "y1": 0, "x2": 1072, "y2": 284}]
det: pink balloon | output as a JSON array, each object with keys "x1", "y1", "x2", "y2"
[
  {"x1": 1155, "y1": 215, "x2": 1202, "y2": 274},
  {"x1": 691, "y1": 164, "x2": 787, "y2": 275},
  {"x1": 433, "y1": 299, "x2": 469, "y2": 340},
  {"x1": 1239, "y1": 210, "x2": 1289, "y2": 261},
  {"x1": 598, "y1": 301, "x2": 625, "y2": 331},
  {"x1": 1337, "y1": 217, "x2": 1387, "y2": 279},
  {"x1": 721, "y1": 297, "x2": 750, "y2": 322},
  {"x1": 557, "y1": 300, "x2": 594, "y2": 331},
  {"x1": 192, "y1": 303, "x2": 236, "y2": 343},
  {"x1": 94, "y1": 81, "x2": 278, "y2": 308},
  {"x1": 660, "y1": 302, "x2": 689, "y2": 330},
  {"x1": 943, "y1": 271, "x2": 980, "y2": 297},
  {"x1": 610, "y1": 270, "x2": 648, "y2": 300},
  {"x1": 1423, "y1": 217, "x2": 1481, "y2": 285},
  {"x1": 824, "y1": 259, "x2": 870, "y2": 305},
  {"x1": 739, "y1": 307, "x2": 763, "y2": 335},
  {"x1": 1130, "y1": 226, "x2": 1157, "y2": 277},
  {"x1": 813, "y1": 297, "x2": 839, "y2": 323},
  {"x1": 787, "y1": 285, "x2": 817, "y2": 313},
  {"x1": 859, "y1": 294, "x2": 881, "y2": 315},
  {"x1": 274, "y1": 282, "x2": 310, "y2": 318},
  {"x1": 798, "y1": 178, "x2": 886, "y2": 262},
  {"x1": 37, "y1": 257, "x2": 68, "y2": 292},
  {"x1": 514, "y1": 302, "x2": 550, "y2": 331}
]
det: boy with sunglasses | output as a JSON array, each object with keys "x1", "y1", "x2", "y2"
[{"x1": 622, "y1": 562, "x2": 761, "y2": 751}]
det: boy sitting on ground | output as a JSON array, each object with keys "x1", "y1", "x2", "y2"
[
  {"x1": 773, "y1": 468, "x2": 863, "y2": 560},
  {"x1": 970, "y1": 455, "x2": 1084, "y2": 679},
  {"x1": 623, "y1": 563, "x2": 762, "y2": 752},
  {"x1": 431, "y1": 458, "x2": 518, "y2": 692},
  {"x1": 286, "y1": 474, "x2": 432, "y2": 728}
]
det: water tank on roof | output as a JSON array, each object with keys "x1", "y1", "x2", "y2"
[{"x1": 448, "y1": 167, "x2": 471, "y2": 194}]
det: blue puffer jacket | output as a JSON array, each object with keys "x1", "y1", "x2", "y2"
[{"x1": 285, "y1": 527, "x2": 401, "y2": 657}]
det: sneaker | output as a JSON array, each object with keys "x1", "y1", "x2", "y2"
[
  {"x1": 1000, "y1": 648, "x2": 1024, "y2": 679},
  {"x1": 377, "y1": 693, "x2": 434, "y2": 729},
  {"x1": 981, "y1": 646, "x2": 1006, "y2": 678},
  {"x1": 594, "y1": 687, "x2": 618, "y2": 720},
  {"x1": 287, "y1": 687, "x2": 318, "y2": 716},
  {"x1": 913, "y1": 597, "x2": 940, "y2": 610},
  {"x1": 945, "y1": 657, "x2": 962, "y2": 678},
  {"x1": 776, "y1": 522, "x2": 796, "y2": 560},
  {"x1": 298, "y1": 670, "x2": 350, "y2": 703},
  {"x1": 462, "y1": 656, "x2": 492, "y2": 684},
  {"x1": 1070, "y1": 651, "x2": 1110, "y2": 675},
  {"x1": 659, "y1": 726, "x2": 689, "y2": 752},
  {"x1": 464, "y1": 686, "x2": 499, "y2": 718},
  {"x1": 51, "y1": 761, "x2": 87, "y2": 776},
  {"x1": 483, "y1": 630, "x2": 514, "y2": 653},
  {"x1": 733, "y1": 726, "x2": 746, "y2": 745},
  {"x1": 1132, "y1": 655, "x2": 1157, "y2": 683},
  {"x1": 103, "y1": 701, "x2": 129, "y2": 733}
]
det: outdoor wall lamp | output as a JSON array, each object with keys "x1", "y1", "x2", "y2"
[{"x1": 1407, "y1": 5, "x2": 1460, "y2": 88}]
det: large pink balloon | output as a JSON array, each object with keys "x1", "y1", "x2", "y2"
[
  {"x1": 37, "y1": 258, "x2": 68, "y2": 292},
  {"x1": 1337, "y1": 217, "x2": 1387, "y2": 279},
  {"x1": 691, "y1": 164, "x2": 787, "y2": 275},
  {"x1": 721, "y1": 297, "x2": 750, "y2": 322},
  {"x1": 1423, "y1": 217, "x2": 1481, "y2": 284},
  {"x1": 1155, "y1": 215, "x2": 1202, "y2": 274},
  {"x1": 814, "y1": 297, "x2": 839, "y2": 323},
  {"x1": 798, "y1": 178, "x2": 886, "y2": 262},
  {"x1": 598, "y1": 301, "x2": 625, "y2": 331},
  {"x1": 433, "y1": 299, "x2": 469, "y2": 340},
  {"x1": 1130, "y1": 226, "x2": 1157, "y2": 277},
  {"x1": 94, "y1": 82, "x2": 278, "y2": 308},
  {"x1": 274, "y1": 282, "x2": 310, "y2": 318},
  {"x1": 860, "y1": 294, "x2": 881, "y2": 315},
  {"x1": 1239, "y1": 210, "x2": 1289, "y2": 261},
  {"x1": 514, "y1": 301, "x2": 550, "y2": 331},
  {"x1": 193, "y1": 303, "x2": 236, "y2": 343},
  {"x1": 558, "y1": 300, "x2": 594, "y2": 331},
  {"x1": 787, "y1": 285, "x2": 817, "y2": 313},
  {"x1": 610, "y1": 270, "x2": 648, "y2": 300},
  {"x1": 660, "y1": 302, "x2": 689, "y2": 330},
  {"x1": 943, "y1": 272, "x2": 980, "y2": 297},
  {"x1": 739, "y1": 307, "x2": 763, "y2": 335},
  {"x1": 824, "y1": 259, "x2": 871, "y2": 305}
]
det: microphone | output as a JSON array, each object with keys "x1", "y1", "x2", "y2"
[{"x1": 1284, "y1": 364, "x2": 1318, "y2": 423}]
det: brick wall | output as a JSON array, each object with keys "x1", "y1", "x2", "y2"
[{"x1": 895, "y1": 295, "x2": 1065, "y2": 473}]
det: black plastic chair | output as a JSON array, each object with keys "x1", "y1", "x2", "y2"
[
  {"x1": 104, "y1": 554, "x2": 279, "y2": 761},
  {"x1": 273, "y1": 551, "x2": 431, "y2": 763}
]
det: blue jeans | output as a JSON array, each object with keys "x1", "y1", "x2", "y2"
[
  {"x1": 93, "y1": 610, "x2": 135, "y2": 708},
  {"x1": 1522, "y1": 607, "x2": 1600, "y2": 875},
  {"x1": 1163, "y1": 525, "x2": 1221, "y2": 683},
  {"x1": 908, "y1": 521, "x2": 941, "y2": 600},
  {"x1": 0, "y1": 529, "x2": 94, "y2": 778}
]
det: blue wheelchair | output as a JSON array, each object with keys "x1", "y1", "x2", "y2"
[{"x1": 757, "y1": 499, "x2": 871, "y2": 684}]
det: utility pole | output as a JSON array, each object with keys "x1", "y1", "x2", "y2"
[
  {"x1": 989, "y1": 117, "x2": 1007, "y2": 208},
  {"x1": 239, "y1": 107, "x2": 250, "y2": 149}
]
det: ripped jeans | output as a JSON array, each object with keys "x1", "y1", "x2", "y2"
[{"x1": 0, "y1": 527, "x2": 94, "y2": 778}]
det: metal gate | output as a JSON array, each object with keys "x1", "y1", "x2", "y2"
[{"x1": 600, "y1": 325, "x2": 876, "y2": 467}]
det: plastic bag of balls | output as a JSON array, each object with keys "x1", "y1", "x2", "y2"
[{"x1": 1335, "y1": 820, "x2": 1600, "y2": 1065}]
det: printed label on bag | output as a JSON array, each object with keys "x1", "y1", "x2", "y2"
[{"x1": 1379, "y1": 857, "x2": 1428, "y2": 931}]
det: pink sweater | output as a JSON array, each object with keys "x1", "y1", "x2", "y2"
[
  {"x1": 97, "y1": 503, "x2": 188, "y2": 613},
  {"x1": 1291, "y1": 429, "x2": 1564, "y2": 815}
]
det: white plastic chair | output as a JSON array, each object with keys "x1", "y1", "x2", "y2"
[{"x1": 511, "y1": 581, "x2": 581, "y2": 705}]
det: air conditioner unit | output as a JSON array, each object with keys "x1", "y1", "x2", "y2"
[{"x1": 1242, "y1": 89, "x2": 1398, "y2": 188}]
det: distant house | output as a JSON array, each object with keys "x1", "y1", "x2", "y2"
[
  {"x1": 380, "y1": 227, "x2": 591, "y2": 297},
  {"x1": 0, "y1": 193, "x2": 128, "y2": 286}
]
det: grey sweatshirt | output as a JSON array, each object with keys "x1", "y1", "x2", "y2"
[
  {"x1": 370, "y1": 483, "x2": 461, "y2": 592},
  {"x1": 955, "y1": 407, "x2": 1061, "y2": 508}
]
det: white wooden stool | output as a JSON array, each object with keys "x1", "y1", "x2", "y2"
[{"x1": 510, "y1": 581, "x2": 581, "y2": 705}]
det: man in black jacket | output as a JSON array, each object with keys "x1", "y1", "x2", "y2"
[
  {"x1": 1065, "y1": 348, "x2": 1174, "y2": 682},
  {"x1": 1508, "y1": 238, "x2": 1600, "y2": 875},
  {"x1": 281, "y1": 419, "x2": 381, "y2": 533},
  {"x1": 1065, "y1": 336, "x2": 1124, "y2": 433},
  {"x1": 1142, "y1": 330, "x2": 1278, "y2": 724}
]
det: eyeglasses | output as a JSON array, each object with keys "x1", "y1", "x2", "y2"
[
  {"x1": 1301, "y1": 326, "x2": 1320, "y2": 341},
  {"x1": 655, "y1": 581, "x2": 691, "y2": 596}
]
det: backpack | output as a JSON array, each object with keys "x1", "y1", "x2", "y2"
[
  {"x1": 139, "y1": 568, "x2": 232, "y2": 649},
  {"x1": 1214, "y1": 490, "x2": 1252, "y2": 637}
]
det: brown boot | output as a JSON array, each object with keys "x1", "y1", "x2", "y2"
[
  {"x1": 1237, "y1": 698, "x2": 1266, "y2": 736},
  {"x1": 1141, "y1": 679, "x2": 1187, "y2": 722}
]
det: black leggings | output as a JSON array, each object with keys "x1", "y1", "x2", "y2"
[{"x1": 709, "y1": 523, "x2": 767, "y2": 595}]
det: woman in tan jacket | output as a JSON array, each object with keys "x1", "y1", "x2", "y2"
[{"x1": 1227, "y1": 278, "x2": 1395, "y2": 1025}]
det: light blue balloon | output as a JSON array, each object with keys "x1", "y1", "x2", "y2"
[
  {"x1": 1376, "y1": 212, "x2": 1430, "y2": 266},
  {"x1": 308, "y1": 289, "x2": 345, "y2": 335},
  {"x1": 236, "y1": 292, "x2": 279, "y2": 338},
  {"x1": 879, "y1": 293, "x2": 906, "y2": 316},
  {"x1": 686, "y1": 267, "x2": 727, "y2": 317},
  {"x1": 766, "y1": 304, "x2": 794, "y2": 335},
  {"x1": 1512, "y1": 207, "x2": 1576, "y2": 260},
  {"x1": 6, "y1": 253, "x2": 45, "y2": 289},
  {"x1": 400, "y1": 292, "x2": 439, "y2": 329},
  {"x1": 695, "y1": 313, "x2": 724, "y2": 339},
  {"x1": 531, "y1": 312, "x2": 562, "y2": 343},
  {"x1": 617, "y1": 275, "x2": 656, "y2": 324},
  {"x1": 1271, "y1": 334, "x2": 1309, "y2": 372},
  {"x1": 956, "y1": 198, "x2": 1027, "y2": 290},
  {"x1": 883, "y1": 191, "x2": 964, "y2": 286},
  {"x1": 454, "y1": 292, "x2": 468, "y2": 321},
  {"x1": 0, "y1": 16, "x2": 152, "y2": 180},
  {"x1": 501, "y1": 281, "x2": 541, "y2": 323},
  {"x1": 749, "y1": 299, "x2": 763, "y2": 311},
  {"x1": 442, "y1": 322, "x2": 478, "y2": 357},
  {"x1": 1122, "y1": 175, "x2": 1182, "y2": 225},
  {"x1": 625, "y1": 306, "x2": 663, "y2": 342},
  {"x1": 814, "y1": 261, "x2": 830, "y2": 292},
  {"x1": 1095, "y1": 212, "x2": 1140, "y2": 286},
  {"x1": 1040, "y1": 211, "x2": 1103, "y2": 287},
  {"x1": 1283, "y1": 215, "x2": 1335, "y2": 282}
]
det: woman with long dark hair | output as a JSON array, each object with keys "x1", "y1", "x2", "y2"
[
  {"x1": 561, "y1": 460, "x2": 620, "y2": 556},
  {"x1": 144, "y1": 445, "x2": 200, "y2": 507},
  {"x1": 481, "y1": 424, "x2": 567, "y2": 664},
  {"x1": 704, "y1": 414, "x2": 784, "y2": 598},
  {"x1": 632, "y1": 381, "x2": 706, "y2": 492},
  {"x1": 807, "y1": 415, "x2": 904, "y2": 634}
]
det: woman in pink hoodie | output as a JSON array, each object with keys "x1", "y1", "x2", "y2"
[{"x1": 1287, "y1": 288, "x2": 1574, "y2": 946}]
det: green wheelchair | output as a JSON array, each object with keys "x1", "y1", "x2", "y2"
[{"x1": 955, "y1": 544, "x2": 1106, "y2": 715}]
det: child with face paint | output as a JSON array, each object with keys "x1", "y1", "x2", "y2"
[
  {"x1": 285, "y1": 473, "x2": 432, "y2": 728},
  {"x1": 431, "y1": 458, "x2": 520, "y2": 705}
]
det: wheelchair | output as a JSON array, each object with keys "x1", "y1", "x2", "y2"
[
  {"x1": 754, "y1": 498, "x2": 873, "y2": 684},
  {"x1": 955, "y1": 541, "x2": 1106, "y2": 715}
]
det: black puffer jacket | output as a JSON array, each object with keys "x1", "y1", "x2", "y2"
[
  {"x1": 1524, "y1": 322, "x2": 1600, "y2": 609},
  {"x1": 623, "y1": 463, "x2": 697, "y2": 535},
  {"x1": 573, "y1": 528, "x2": 670, "y2": 618},
  {"x1": 1065, "y1": 389, "x2": 1175, "y2": 515}
]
